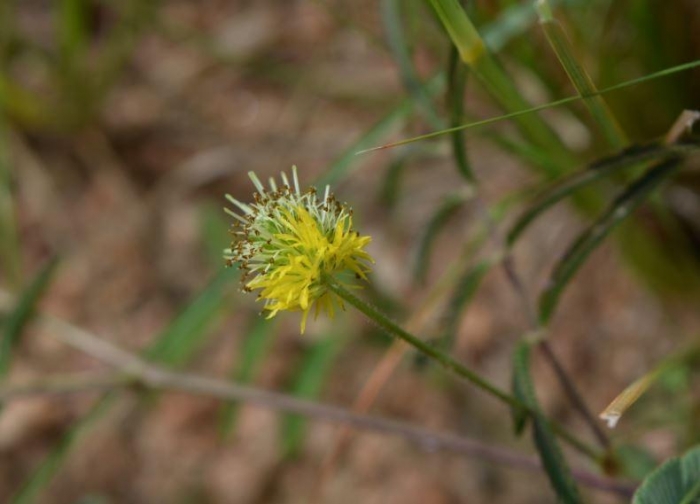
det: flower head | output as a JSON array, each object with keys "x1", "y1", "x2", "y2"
[{"x1": 224, "y1": 166, "x2": 373, "y2": 332}]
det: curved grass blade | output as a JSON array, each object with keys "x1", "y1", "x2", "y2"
[
  {"x1": 281, "y1": 333, "x2": 345, "y2": 458},
  {"x1": 357, "y1": 58, "x2": 700, "y2": 154},
  {"x1": 0, "y1": 257, "x2": 59, "y2": 376},
  {"x1": 382, "y1": 0, "x2": 444, "y2": 130},
  {"x1": 438, "y1": 259, "x2": 492, "y2": 351},
  {"x1": 512, "y1": 339, "x2": 583, "y2": 503},
  {"x1": 633, "y1": 445, "x2": 700, "y2": 504},
  {"x1": 447, "y1": 46, "x2": 473, "y2": 181},
  {"x1": 413, "y1": 190, "x2": 472, "y2": 283},
  {"x1": 539, "y1": 157, "x2": 682, "y2": 324},
  {"x1": 507, "y1": 141, "x2": 700, "y2": 246}
]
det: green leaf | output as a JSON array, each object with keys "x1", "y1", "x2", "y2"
[
  {"x1": 357, "y1": 58, "x2": 700, "y2": 154},
  {"x1": 281, "y1": 334, "x2": 344, "y2": 458},
  {"x1": 446, "y1": 46, "x2": 473, "y2": 181},
  {"x1": 439, "y1": 259, "x2": 491, "y2": 350},
  {"x1": 218, "y1": 316, "x2": 277, "y2": 438},
  {"x1": 633, "y1": 445, "x2": 700, "y2": 504},
  {"x1": 146, "y1": 268, "x2": 236, "y2": 366},
  {"x1": 510, "y1": 339, "x2": 532, "y2": 436},
  {"x1": 511, "y1": 340, "x2": 583, "y2": 503},
  {"x1": 15, "y1": 267, "x2": 237, "y2": 502},
  {"x1": 382, "y1": 0, "x2": 444, "y2": 130},
  {"x1": 539, "y1": 157, "x2": 682, "y2": 324},
  {"x1": 536, "y1": 0, "x2": 627, "y2": 149},
  {"x1": 507, "y1": 141, "x2": 700, "y2": 247},
  {"x1": 413, "y1": 191, "x2": 471, "y2": 283},
  {"x1": 0, "y1": 257, "x2": 59, "y2": 376}
]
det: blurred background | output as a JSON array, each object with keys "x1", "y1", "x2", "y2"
[{"x1": 1, "y1": 0, "x2": 700, "y2": 502}]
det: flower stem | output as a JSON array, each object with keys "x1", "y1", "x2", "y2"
[{"x1": 323, "y1": 275, "x2": 601, "y2": 461}]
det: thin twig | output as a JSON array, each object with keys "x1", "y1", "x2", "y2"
[
  {"x1": 0, "y1": 288, "x2": 633, "y2": 496},
  {"x1": 0, "y1": 369, "x2": 636, "y2": 498},
  {"x1": 474, "y1": 195, "x2": 612, "y2": 449}
]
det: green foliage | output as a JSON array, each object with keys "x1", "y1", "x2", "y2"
[
  {"x1": 633, "y1": 445, "x2": 700, "y2": 504},
  {"x1": 0, "y1": 257, "x2": 59, "y2": 376},
  {"x1": 511, "y1": 340, "x2": 583, "y2": 503}
]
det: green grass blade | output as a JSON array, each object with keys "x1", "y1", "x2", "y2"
[
  {"x1": 413, "y1": 191, "x2": 471, "y2": 283},
  {"x1": 0, "y1": 117, "x2": 23, "y2": 289},
  {"x1": 439, "y1": 259, "x2": 492, "y2": 350},
  {"x1": 0, "y1": 257, "x2": 59, "y2": 376},
  {"x1": 512, "y1": 340, "x2": 583, "y2": 503},
  {"x1": 536, "y1": 0, "x2": 627, "y2": 149},
  {"x1": 507, "y1": 141, "x2": 700, "y2": 246},
  {"x1": 281, "y1": 333, "x2": 344, "y2": 458},
  {"x1": 57, "y1": 0, "x2": 88, "y2": 68},
  {"x1": 539, "y1": 157, "x2": 682, "y2": 324},
  {"x1": 357, "y1": 58, "x2": 700, "y2": 154},
  {"x1": 446, "y1": 46, "x2": 473, "y2": 181},
  {"x1": 145, "y1": 268, "x2": 237, "y2": 366},
  {"x1": 429, "y1": 0, "x2": 576, "y2": 175},
  {"x1": 11, "y1": 395, "x2": 117, "y2": 504},
  {"x1": 218, "y1": 317, "x2": 277, "y2": 438},
  {"x1": 15, "y1": 267, "x2": 237, "y2": 500},
  {"x1": 382, "y1": 0, "x2": 444, "y2": 129}
]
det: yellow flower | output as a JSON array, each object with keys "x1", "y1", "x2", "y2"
[{"x1": 224, "y1": 167, "x2": 373, "y2": 332}]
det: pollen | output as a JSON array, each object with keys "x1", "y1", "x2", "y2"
[{"x1": 224, "y1": 166, "x2": 373, "y2": 333}]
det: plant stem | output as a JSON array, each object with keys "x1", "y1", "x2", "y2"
[
  {"x1": 474, "y1": 196, "x2": 612, "y2": 450},
  {"x1": 322, "y1": 275, "x2": 601, "y2": 461}
]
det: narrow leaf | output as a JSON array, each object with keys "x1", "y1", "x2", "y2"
[
  {"x1": 0, "y1": 257, "x2": 59, "y2": 376},
  {"x1": 446, "y1": 46, "x2": 473, "y2": 181},
  {"x1": 507, "y1": 141, "x2": 700, "y2": 246},
  {"x1": 281, "y1": 334, "x2": 344, "y2": 458},
  {"x1": 357, "y1": 58, "x2": 700, "y2": 154},
  {"x1": 512, "y1": 340, "x2": 583, "y2": 503},
  {"x1": 382, "y1": 0, "x2": 444, "y2": 129},
  {"x1": 218, "y1": 316, "x2": 277, "y2": 438},
  {"x1": 536, "y1": 0, "x2": 627, "y2": 149},
  {"x1": 146, "y1": 268, "x2": 236, "y2": 366},
  {"x1": 539, "y1": 157, "x2": 682, "y2": 324},
  {"x1": 413, "y1": 191, "x2": 471, "y2": 283}
]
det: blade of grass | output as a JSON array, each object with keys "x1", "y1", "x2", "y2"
[
  {"x1": 413, "y1": 190, "x2": 472, "y2": 284},
  {"x1": 429, "y1": 0, "x2": 576, "y2": 177},
  {"x1": 0, "y1": 117, "x2": 23, "y2": 289},
  {"x1": 357, "y1": 58, "x2": 700, "y2": 154},
  {"x1": 446, "y1": 46, "x2": 473, "y2": 181},
  {"x1": 438, "y1": 258, "x2": 492, "y2": 351},
  {"x1": 145, "y1": 268, "x2": 237, "y2": 366},
  {"x1": 14, "y1": 268, "x2": 237, "y2": 502},
  {"x1": 281, "y1": 333, "x2": 345, "y2": 458},
  {"x1": 512, "y1": 339, "x2": 583, "y2": 503},
  {"x1": 382, "y1": 0, "x2": 444, "y2": 130},
  {"x1": 218, "y1": 316, "x2": 277, "y2": 439},
  {"x1": 539, "y1": 157, "x2": 683, "y2": 324},
  {"x1": 536, "y1": 0, "x2": 627, "y2": 149},
  {"x1": 507, "y1": 141, "x2": 700, "y2": 246},
  {"x1": 0, "y1": 257, "x2": 59, "y2": 376}
]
